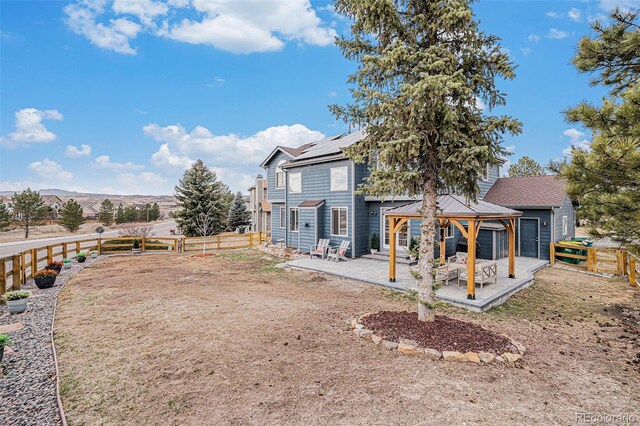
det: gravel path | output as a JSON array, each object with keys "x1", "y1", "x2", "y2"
[{"x1": 0, "y1": 257, "x2": 99, "y2": 426}]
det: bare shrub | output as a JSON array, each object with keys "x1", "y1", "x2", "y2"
[{"x1": 118, "y1": 226, "x2": 155, "y2": 238}]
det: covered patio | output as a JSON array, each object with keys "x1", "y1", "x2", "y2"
[{"x1": 385, "y1": 195, "x2": 522, "y2": 300}]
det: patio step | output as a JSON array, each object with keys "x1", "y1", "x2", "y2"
[{"x1": 362, "y1": 252, "x2": 417, "y2": 265}]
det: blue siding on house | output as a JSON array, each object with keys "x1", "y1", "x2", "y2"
[
  {"x1": 553, "y1": 195, "x2": 576, "y2": 242},
  {"x1": 286, "y1": 159, "x2": 354, "y2": 256},
  {"x1": 478, "y1": 164, "x2": 500, "y2": 199},
  {"x1": 270, "y1": 203, "x2": 285, "y2": 244},
  {"x1": 265, "y1": 151, "x2": 292, "y2": 202},
  {"x1": 517, "y1": 209, "x2": 552, "y2": 260},
  {"x1": 476, "y1": 229, "x2": 494, "y2": 260},
  {"x1": 353, "y1": 163, "x2": 370, "y2": 256}
]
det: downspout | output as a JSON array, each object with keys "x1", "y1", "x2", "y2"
[
  {"x1": 284, "y1": 170, "x2": 288, "y2": 247},
  {"x1": 351, "y1": 161, "x2": 356, "y2": 258}
]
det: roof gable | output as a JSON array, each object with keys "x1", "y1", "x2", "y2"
[{"x1": 483, "y1": 175, "x2": 568, "y2": 208}]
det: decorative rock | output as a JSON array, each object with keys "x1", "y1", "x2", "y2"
[
  {"x1": 423, "y1": 348, "x2": 442, "y2": 360},
  {"x1": 502, "y1": 352, "x2": 522, "y2": 363},
  {"x1": 478, "y1": 351, "x2": 496, "y2": 364},
  {"x1": 355, "y1": 323, "x2": 365, "y2": 330},
  {"x1": 512, "y1": 341, "x2": 526, "y2": 355},
  {"x1": 0, "y1": 322, "x2": 24, "y2": 333},
  {"x1": 350, "y1": 319, "x2": 358, "y2": 329},
  {"x1": 465, "y1": 352, "x2": 481, "y2": 364},
  {"x1": 353, "y1": 328, "x2": 373, "y2": 338},
  {"x1": 381, "y1": 340, "x2": 398, "y2": 351},
  {"x1": 495, "y1": 355, "x2": 505, "y2": 363},
  {"x1": 371, "y1": 334, "x2": 383, "y2": 345},
  {"x1": 442, "y1": 351, "x2": 468, "y2": 362},
  {"x1": 398, "y1": 343, "x2": 423, "y2": 356},
  {"x1": 399, "y1": 338, "x2": 419, "y2": 347}
]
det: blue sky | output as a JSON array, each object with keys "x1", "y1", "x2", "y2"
[{"x1": 0, "y1": 0, "x2": 626, "y2": 195}]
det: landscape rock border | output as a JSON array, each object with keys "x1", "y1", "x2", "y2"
[{"x1": 351, "y1": 314, "x2": 525, "y2": 365}]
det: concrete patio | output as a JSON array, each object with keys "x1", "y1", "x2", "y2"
[{"x1": 286, "y1": 256, "x2": 548, "y2": 312}]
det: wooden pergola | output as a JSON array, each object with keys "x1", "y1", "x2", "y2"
[{"x1": 384, "y1": 195, "x2": 522, "y2": 300}]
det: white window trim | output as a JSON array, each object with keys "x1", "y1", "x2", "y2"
[
  {"x1": 330, "y1": 166, "x2": 349, "y2": 192},
  {"x1": 289, "y1": 172, "x2": 302, "y2": 194},
  {"x1": 289, "y1": 207, "x2": 299, "y2": 232},
  {"x1": 481, "y1": 164, "x2": 490, "y2": 182},
  {"x1": 446, "y1": 222, "x2": 455, "y2": 239},
  {"x1": 562, "y1": 215, "x2": 568, "y2": 236},
  {"x1": 279, "y1": 207, "x2": 285, "y2": 229},
  {"x1": 275, "y1": 160, "x2": 286, "y2": 189},
  {"x1": 330, "y1": 206, "x2": 349, "y2": 237}
]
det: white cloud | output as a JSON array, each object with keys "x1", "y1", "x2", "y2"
[
  {"x1": 92, "y1": 155, "x2": 145, "y2": 170},
  {"x1": 546, "y1": 11, "x2": 562, "y2": 18},
  {"x1": 528, "y1": 34, "x2": 541, "y2": 42},
  {"x1": 65, "y1": 144, "x2": 92, "y2": 158},
  {"x1": 567, "y1": 8, "x2": 582, "y2": 22},
  {"x1": 65, "y1": 0, "x2": 336, "y2": 55},
  {"x1": 28, "y1": 158, "x2": 74, "y2": 182},
  {"x1": 599, "y1": 0, "x2": 638, "y2": 11},
  {"x1": 562, "y1": 128, "x2": 591, "y2": 155},
  {"x1": 545, "y1": 28, "x2": 570, "y2": 40},
  {"x1": 328, "y1": 90, "x2": 338, "y2": 97},
  {"x1": 504, "y1": 144, "x2": 516, "y2": 155},
  {"x1": 520, "y1": 47, "x2": 533, "y2": 56},
  {"x1": 475, "y1": 97, "x2": 486, "y2": 111},
  {"x1": 1, "y1": 108, "x2": 63, "y2": 147}
]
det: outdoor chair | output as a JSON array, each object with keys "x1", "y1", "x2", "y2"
[
  {"x1": 310, "y1": 239, "x2": 330, "y2": 259},
  {"x1": 327, "y1": 240, "x2": 350, "y2": 262},
  {"x1": 435, "y1": 264, "x2": 458, "y2": 286}
]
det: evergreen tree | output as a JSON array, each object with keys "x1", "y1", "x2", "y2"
[
  {"x1": 99, "y1": 199, "x2": 115, "y2": 226},
  {"x1": 115, "y1": 204, "x2": 125, "y2": 224},
  {"x1": 124, "y1": 206, "x2": 139, "y2": 223},
  {"x1": 149, "y1": 202, "x2": 161, "y2": 221},
  {"x1": 331, "y1": 0, "x2": 521, "y2": 321},
  {"x1": 174, "y1": 159, "x2": 230, "y2": 236},
  {"x1": 228, "y1": 192, "x2": 251, "y2": 230},
  {"x1": 11, "y1": 188, "x2": 48, "y2": 238},
  {"x1": 138, "y1": 203, "x2": 152, "y2": 222},
  {"x1": 552, "y1": 9, "x2": 640, "y2": 251},
  {"x1": 0, "y1": 203, "x2": 13, "y2": 231},
  {"x1": 508, "y1": 156, "x2": 546, "y2": 177},
  {"x1": 59, "y1": 199, "x2": 85, "y2": 232}
]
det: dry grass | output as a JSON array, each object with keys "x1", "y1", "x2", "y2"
[{"x1": 55, "y1": 251, "x2": 640, "y2": 425}]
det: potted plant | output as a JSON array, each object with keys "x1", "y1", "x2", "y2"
[
  {"x1": 406, "y1": 237, "x2": 419, "y2": 261},
  {"x1": 34, "y1": 269, "x2": 58, "y2": 289},
  {"x1": 370, "y1": 232, "x2": 380, "y2": 255},
  {"x1": 2, "y1": 290, "x2": 31, "y2": 314},
  {"x1": 63, "y1": 259, "x2": 73, "y2": 269},
  {"x1": 44, "y1": 260, "x2": 63, "y2": 273},
  {"x1": 0, "y1": 334, "x2": 11, "y2": 362},
  {"x1": 76, "y1": 252, "x2": 87, "y2": 263},
  {"x1": 132, "y1": 240, "x2": 142, "y2": 255},
  {"x1": 90, "y1": 250, "x2": 99, "y2": 259}
]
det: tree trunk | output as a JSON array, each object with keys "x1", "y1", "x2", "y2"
[
  {"x1": 417, "y1": 174, "x2": 438, "y2": 322},
  {"x1": 24, "y1": 221, "x2": 29, "y2": 239}
]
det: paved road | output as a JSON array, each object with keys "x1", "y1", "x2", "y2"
[{"x1": 0, "y1": 221, "x2": 178, "y2": 257}]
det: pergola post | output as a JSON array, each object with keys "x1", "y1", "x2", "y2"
[
  {"x1": 389, "y1": 217, "x2": 397, "y2": 283},
  {"x1": 438, "y1": 219, "x2": 447, "y2": 265},
  {"x1": 466, "y1": 220, "x2": 477, "y2": 300},
  {"x1": 508, "y1": 218, "x2": 516, "y2": 278}
]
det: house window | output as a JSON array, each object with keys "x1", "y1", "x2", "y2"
[
  {"x1": 279, "y1": 207, "x2": 286, "y2": 228},
  {"x1": 331, "y1": 207, "x2": 348, "y2": 236},
  {"x1": 481, "y1": 164, "x2": 490, "y2": 182},
  {"x1": 289, "y1": 208, "x2": 299, "y2": 232},
  {"x1": 446, "y1": 223, "x2": 455, "y2": 239},
  {"x1": 276, "y1": 160, "x2": 286, "y2": 189},
  {"x1": 289, "y1": 172, "x2": 302, "y2": 193},
  {"x1": 562, "y1": 215, "x2": 568, "y2": 235},
  {"x1": 330, "y1": 166, "x2": 348, "y2": 191}
]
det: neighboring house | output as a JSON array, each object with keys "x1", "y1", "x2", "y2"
[
  {"x1": 260, "y1": 132, "x2": 575, "y2": 261},
  {"x1": 248, "y1": 174, "x2": 271, "y2": 233},
  {"x1": 79, "y1": 202, "x2": 99, "y2": 220},
  {"x1": 483, "y1": 175, "x2": 576, "y2": 260},
  {"x1": 41, "y1": 195, "x2": 64, "y2": 220}
]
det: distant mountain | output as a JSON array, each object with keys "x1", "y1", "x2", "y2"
[{"x1": 0, "y1": 188, "x2": 174, "y2": 197}]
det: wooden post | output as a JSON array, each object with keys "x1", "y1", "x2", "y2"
[
  {"x1": 439, "y1": 219, "x2": 446, "y2": 265},
  {"x1": 467, "y1": 220, "x2": 477, "y2": 300},
  {"x1": 389, "y1": 217, "x2": 397, "y2": 283},
  {"x1": 12, "y1": 254, "x2": 21, "y2": 290},
  {"x1": 62, "y1": 243, "x2": 68, "y2": 260},
  {"x1": 31, "y1": 249, "x2": 37, "y2": 277},
  {"x1": 630, "y1": 256, "x2": 637, "y2": 286},
  {"x1": 0, "y1": 259, "x2": 6, "y2": 298},
  {"x1": 592, "y1": 248, "x2": 598, "y2": 273},
  {"x1": 142, "y1": 238, "x2": 146, "y2": 252},
  {"x1": 249, "y1": 232, "x2": 254, "y2": 247},
  {"x1": 97, "y1": 238, "x2": 102, "y2": 254},
  {"x1": 617, "y1": 250, "x2": 624, "y2": 275},
  {"x1": 216, "y1": 235, "x2": 221, "y2": 249},
  {"x1": 258, "y1": 231, "x2": 263, "y2": 243},
  {"x1": 76, "y1": 241, "x2": 81, "y2": 255},
  {"x1": 173, "y1": 239, "x2": 178, "y2": 252},
  {"x1": 47, "y1": 245, "x2": 53, "y2": 263},
  {"x1": 549, "y1": 243, "x2": 555, "y2": 266},
  {"x1": 21, "y1": 252, "x2": 27, "y2": 283},
  {"x1": 508, "y1": 218, "x2": 516, "y2": 278}
]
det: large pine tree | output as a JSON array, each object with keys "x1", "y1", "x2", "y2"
[
  {"x1": 552, "y1": 8, "x2": 640, "y2": 252},
  {"x1": 0, "y1": 203, "x2": 13, "y2": 231},
  {"x1": 174, "y1": 160, "x2": 231, "y2": 236},
  {"x1": 12, "y1": 188, "x2": 48, "y2": 238},
  {"x1": 331, "y1": 0, "x2": 520, "y2": 321},
  {"x1": 99, "y1": 199, "x2": 115, "y2": 226},
  {"x1": 115, "y1": 204, "x2": 125, "y2": 224},
  {"x1": 508, "y1": 156, "x2": 546, "y2": 177},
  {"x1": 60, "y1": 199, "x2": 85, "y2": 232},
  {"x1": 228, "y1": 192, "x2": 251, "y2": 230}
]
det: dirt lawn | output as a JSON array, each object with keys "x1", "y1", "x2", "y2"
[{"x1": 55, "y1": 251, "x2": 640, "y2": 425}]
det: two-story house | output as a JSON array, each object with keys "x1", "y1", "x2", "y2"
[
  {"x1": 247, "y1": 174, "x2": 271, "y2": 233},
  {"x1": 260, "y1": 131, "x2": 575, "y2": 261}
]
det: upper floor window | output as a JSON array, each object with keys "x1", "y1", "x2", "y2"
[
  {"x1": 330, "y1": 166, "x2": 348, "y2": 191},
  {"x1": 481, "y1": 164, "x2": 490, "y2": 182},
  {"x1": 289, "y1": 172, "x2": 302, "y2": 193},
  {"x1": 276, "y1": 160, "x2": 286, "y2": 189},
  {"x1": 562, "y1": 215, "x2": 568, "y2": 235}
]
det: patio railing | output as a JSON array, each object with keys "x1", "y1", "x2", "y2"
[{"x1": 0, "y1": 231, "x2": 271, "y2": 295}]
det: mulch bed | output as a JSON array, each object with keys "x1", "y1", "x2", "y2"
[{"x1": 361, "y1": 311, "x2": 517, "y2": 353}]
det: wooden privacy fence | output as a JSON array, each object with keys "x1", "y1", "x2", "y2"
[
  {"x1": 550, "y1": 242, "x2": 638, "y2": 286},
  {"x1": 1, "y1": 231, "x2": 271, "y2": 295}
]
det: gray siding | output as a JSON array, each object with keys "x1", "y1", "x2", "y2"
[
  {"x1": 553, "y1": 195, "x2": 576, "y2": 242},
  {"x1": 265, "y1": 151, "x2": 292, "y2": 202},
  {"x1": 353, "y1": 163, "x2": 370, "y2": 256},
  {"x1": 298, "y1": 207, "x2": 317, "y2": 252},
  {"x1": 270, "y1": 203, "x2": 285, "y2": 244},
  {"x1": 477, "y1": 229, "x2": 494, "y2": 260},
  {"x1": 517, "y1": 209, "x2": 552, "y2": 260},
  {"x1": 478, "y1": 163, "x2": 500, "y2": 199}
]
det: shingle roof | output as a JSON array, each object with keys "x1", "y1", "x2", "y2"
[
  {"x1": 298, "y1": 199, "x2": 325, "y2": 208},
  {"x1": 291, "y1": 130, "x2": 365, "y2": 161},
  {"x1": 483, "y1": 175, "x2": 567, "y2": 208},
  {"x1": 384, "y1": 195, "x2": 521, "y2": 218},
  {"x1": 280, "y1": 142, "x2": 316, "y2": 157}
]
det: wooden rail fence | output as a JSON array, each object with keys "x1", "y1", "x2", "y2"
[
  {"x1": 1, "y1": 232, "x2": 270, "y2": 296},
  {"x1": 550, "y1": 242, "x2": 639, "y2": 286}
]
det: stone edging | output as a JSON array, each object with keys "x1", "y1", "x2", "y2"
[{"x1": 351, "y1": 314, "x2": 525, "y2": 364}]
